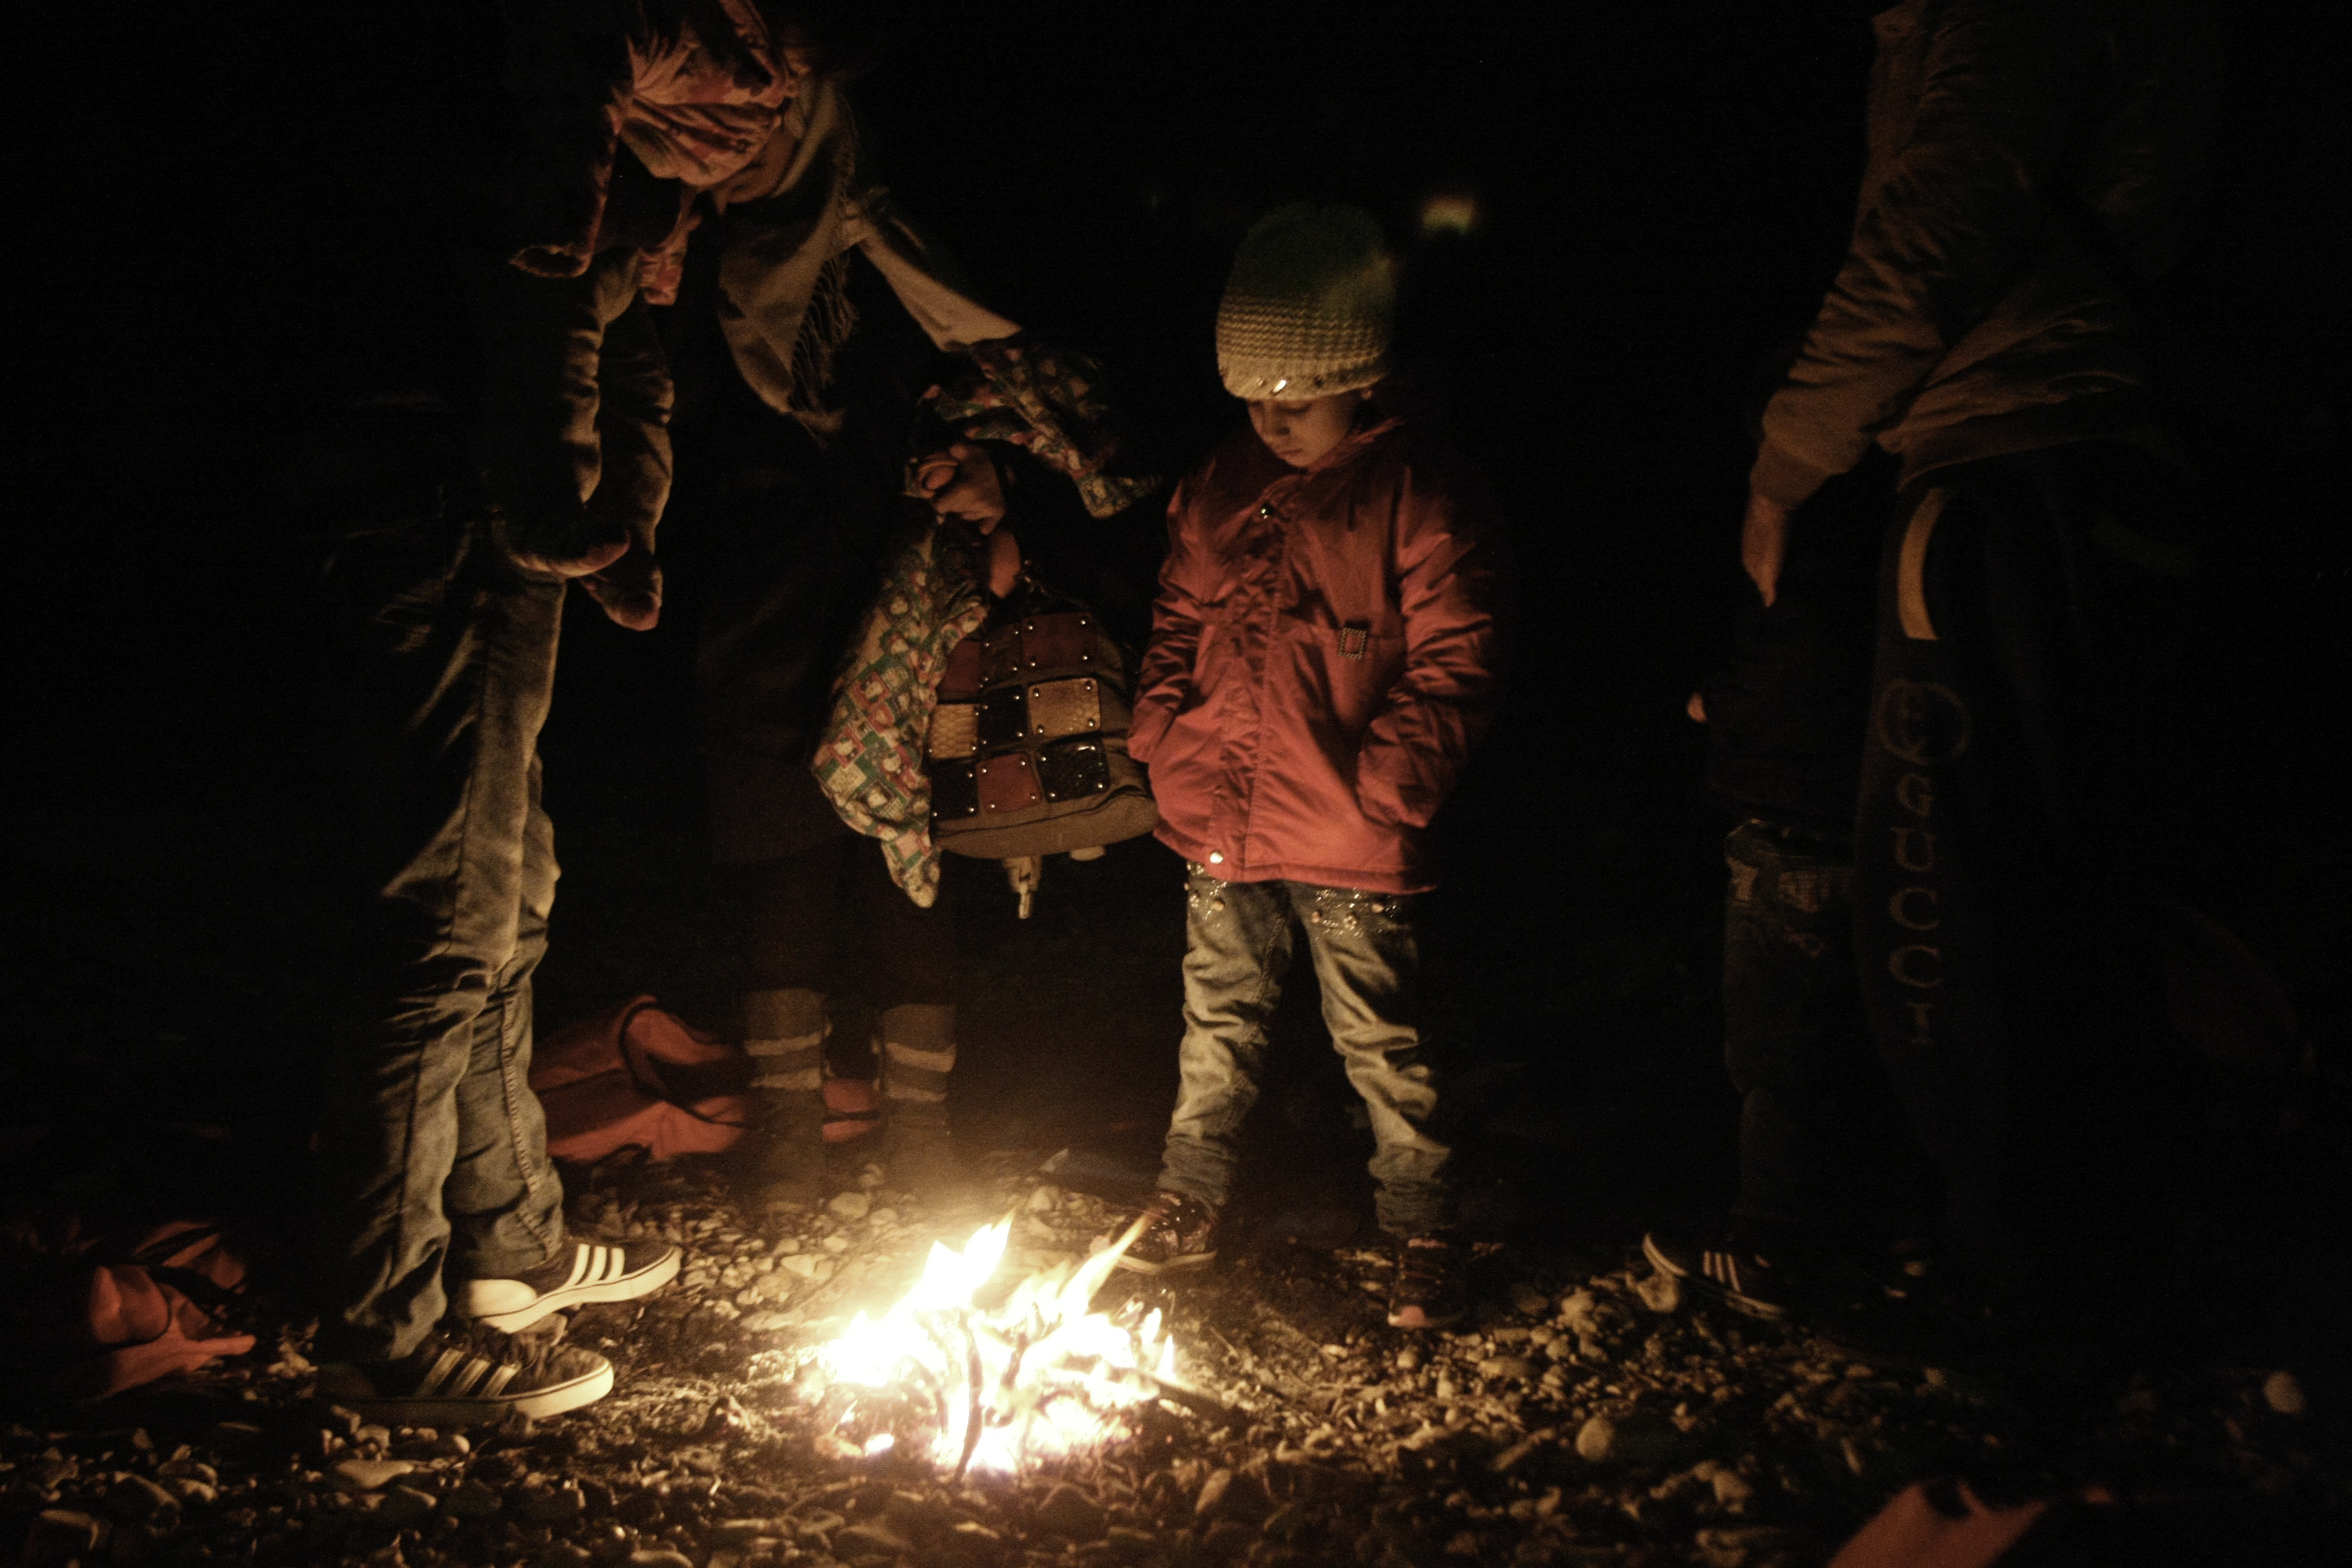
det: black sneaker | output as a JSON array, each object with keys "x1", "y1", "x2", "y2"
[
  {"x1": 1388, "y1": 1235, "x2": 1468, "y2": 1329},
  {"x1": 1112, "y1": 1191, "x2": 1220, "y2": 1274},
  {"x1": 1642, "y1": 1230, "x2": 1800, "y2": 1321},
  {"x1": 454, "y1": 1238, "x2": 681, "y2": 1333},
  {"x1": 315, "y1": 1325, "x2": 614, "y2": 1425}
]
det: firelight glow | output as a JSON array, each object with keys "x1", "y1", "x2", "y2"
[
  {"x1": 817, "y1": 1218, "x2": 1181, "y2": 1475},
  {"x1": 1419, "y1": 192, "x2": 1481, "y2": 238}
]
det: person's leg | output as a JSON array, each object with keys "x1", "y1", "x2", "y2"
[
  {"x1": 1288, "y1": 883, "x2": 1449, "y2": 1238},
  {"x1": 855, "y1": 845, "x2": 960, "y2": 1191},
  {"x1": 316, "y1": 504, "x2": 564, "y2": 1364},
  {"x1": 1156, "y1": 869, "x2": 1295, "y2": 1214},
  {"x1": 441, "y1": 758, "x2": 567, "y2": 1281},
  {"x1": 1855, "y1": 445, "x2": 2192, "y2": 1311},
  {"x1": 1720, "y1": 821, "x2": 1879, "y2": 1252},
  {"x1": 737, "y1": 835, "x2": 852, "y2": 1208}
]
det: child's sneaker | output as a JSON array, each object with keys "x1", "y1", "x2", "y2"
[
  {"x1": 1388, "y1": 1234, "x2": 1467, "y2": 1328},
  {"x1": 315, "y1": 1325, "x2": 614, "y2": 1426},
  {"x1": 454, "y1": 1238, "x2": 681, "y2": 1333},
  {"x1": 1113, "y1": 1191, "x2": 1220, "y2": 1274},
  {"x1": 1641, "y1": 1229, "x2": 1801, "y2": 1321}
]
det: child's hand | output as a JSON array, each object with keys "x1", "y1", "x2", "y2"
[
  {"x1": 913, "y1": 442, "x2": 1010, "y2": 532},
  {"x1": 987, "y1": 526, "x2": 1022, "y2": 598}
]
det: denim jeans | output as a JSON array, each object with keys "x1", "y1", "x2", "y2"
[
  {"x1": 1722, "y1": 822, "x2": 1925, "y2": 1250},
  {"x1": 315, "y1": 501, "x2": 572, "y2": 1363},
  {"x1": 1158, "y1": 866, "x2": 1450, "y2": 1235}
]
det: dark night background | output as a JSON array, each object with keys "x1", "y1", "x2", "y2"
[{"x1": 8, "y1": 0, "x2": 2348, "y2": 1347}]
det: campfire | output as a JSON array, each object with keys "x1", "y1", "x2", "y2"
[{"x1": 806, "y1": 1217, "x2": 1181, "y2": 1476}]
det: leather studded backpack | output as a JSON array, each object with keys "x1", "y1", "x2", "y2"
[{"x1": 926, "y1": 590, "x2": 1159, "y2": 859}]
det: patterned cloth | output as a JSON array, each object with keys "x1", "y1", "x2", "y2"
[
  {"x1": 818, "y1": 338, "x2": 1163, "y2": 903},
  {"x1": 924, "y1": 337, "x2": 1162, "y2": 520},
  {"x1": 809, "y1": 518, "x2": 990, "y2": 906},
  {"x1": 500, "y1": 0, "x2": 791, "y2": 304}
]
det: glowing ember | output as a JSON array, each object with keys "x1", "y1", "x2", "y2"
[{"x1": 814, "y1": 1218, "x2": 1180, "y2": 1475}]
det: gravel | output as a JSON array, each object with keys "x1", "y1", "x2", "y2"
[{"x1": 3, "y1": 1154, "x2": 2342, "y2": 1568}]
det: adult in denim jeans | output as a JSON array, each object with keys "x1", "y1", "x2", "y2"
[{"x1": 312, "y1": 245, "x2": 684, "y2": 1425}]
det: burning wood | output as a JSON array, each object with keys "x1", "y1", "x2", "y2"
[{"x1": 808, "y1": 1217, "x2": 1203, "y2": 1476}]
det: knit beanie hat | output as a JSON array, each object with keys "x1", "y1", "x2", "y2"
[{"x1": 1215, "y1": 204, "x2": 1394, "y2": 400}]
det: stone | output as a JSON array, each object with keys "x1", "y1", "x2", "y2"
[
  {"x1": 209, "y1": 1421, "x2": 266, "y2": 1453},
  {"x1": 1194, "y1": 1469, "x2": 1267, "y2": 1523},
  {"x1": 1477, "y1": 1357, "x2": 1535, "y2": 1379},
  {"x1": 1616, "y1": 1409, "x2": 1682, "y2": 1466},
  {"x1": 354, "y1": 1423, "x2": 394, "y2": 1449},
  {"x1": 1634, "y1": 1270, "x2": 1682, "y2": 1313},
  {"x1": 742, "y1": 1310, "x2": 795, "y2": 1332},
  {"x1": 711, "y1": 1519, "x2": 776, "y2": 1544},
  {"x1": 428, "y1": 1432, "x2": 471, "y2": 1458},
  {"x1": 331, "y1": 1459, "x2": 419, "y2": 1493},
  {"x1": 1574, "y1": 1416, "x2": 1617, "y2": 1462},
  {"x1": 538, "y1": 1543, "x2": 592, "y2": 1568},
  {"x1": 627, "y1": 1552, "x2": 694, "y2": 1568},
  {"x1": 376, "y1": 1486, "x2": 437, "y2": 1528},
  {"x1": 795, "y1": 1509, "x2": 846, "y2": 1540},
  {"x1": 884, "y1": 1492, "x2": 952, "y2": 1542},
  {"x1": 829, "y1": 1191, "x2": 872, "y2": 1221},
  {"x1": 1105, "y1": 1525, "x2": 1158, "y2": 1560},
  {"x1": 1262, "y1": 1504, "x2": 1309, "y2": 1541},
  {"x1": 1544, "y1": 1338, "x2": 1575, "y2": 1363},
  {"x1": 835, "y1": 1521, "x2": 907, "y2": 1557},
  {"x1": 2264, "y1": 1371, "x2": 2307, "y2": 1416},
  {"x1": 1036, "y1": 1483, "x2": 1107, "y2": 1540},
  {"x1": 1394, "y1": 1348, "x2": 1421, "y2": 1372},
  {"x1": 1027, "y1": 1186, "x2": 1057, "y2": 1212},
  {"x1": 1557, "y1": 1290, "x2": 1598, "y2": 1330},
  {"x1": 1200, "y1": 1521, "x2": 1258, "y2": 1558},
  {"x1": 518, "y1": 1484, "x2": 587, "y2": 1524},
  {"x1": 24, "y1": 1509, "x2": 105, "y2": 1563},
  {"x1": 1712, "y1": 1470, "x2": 1755, "y2": 1508},
  {"x1": 104, "y1": 1474, "x2": 180, "y2": 1521},
  {"x1": 778, "y1": 1253, "x2": 829, "y2": 1279},
  {"x1": 1509, "y1": 1282, "x2": 1549, "y2": 1316},
  {"x1": 443, "y1": 1479, "x2": 501, "y2": 1520}
]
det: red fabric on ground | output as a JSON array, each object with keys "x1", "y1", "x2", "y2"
[
  {"x1": 2, "y1": 1214, "x2": 255, "y2": 1402},
  {"x1": 534, "y1": 995, "x2": 748, "y2": 1163}
]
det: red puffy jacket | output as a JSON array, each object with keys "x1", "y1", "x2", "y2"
[{"x1": 1129, "y1": 409, "x2": 1506, "y2": 893}]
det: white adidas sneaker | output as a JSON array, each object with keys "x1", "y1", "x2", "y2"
[
  {"x1": 315, "y1": 1326, "x2": 615, "y2": 1425},
  {"x1": 455, "y1": 1238, "x2": 681, "y2": 1333}
]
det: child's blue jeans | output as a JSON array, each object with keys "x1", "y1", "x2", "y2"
[{"x1": 1157, "y1": 864, "x2": 1451, "y2": 1235}]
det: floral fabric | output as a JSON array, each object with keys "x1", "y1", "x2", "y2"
[
  {"x1": 924, "y1": 337, "x2": 1162, "y2": 519},
  {"x1": 810, "y1": 520, "x2": 990, "y2": 906}
]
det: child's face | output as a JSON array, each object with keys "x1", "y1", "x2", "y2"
[{"x1": 1247, "y1": 391, "x2": 1365, "y2": 469}]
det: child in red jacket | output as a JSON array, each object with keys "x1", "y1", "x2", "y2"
[{"x1": 1119, "y1": 206, "x2": 1507, "y2": 1327}]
